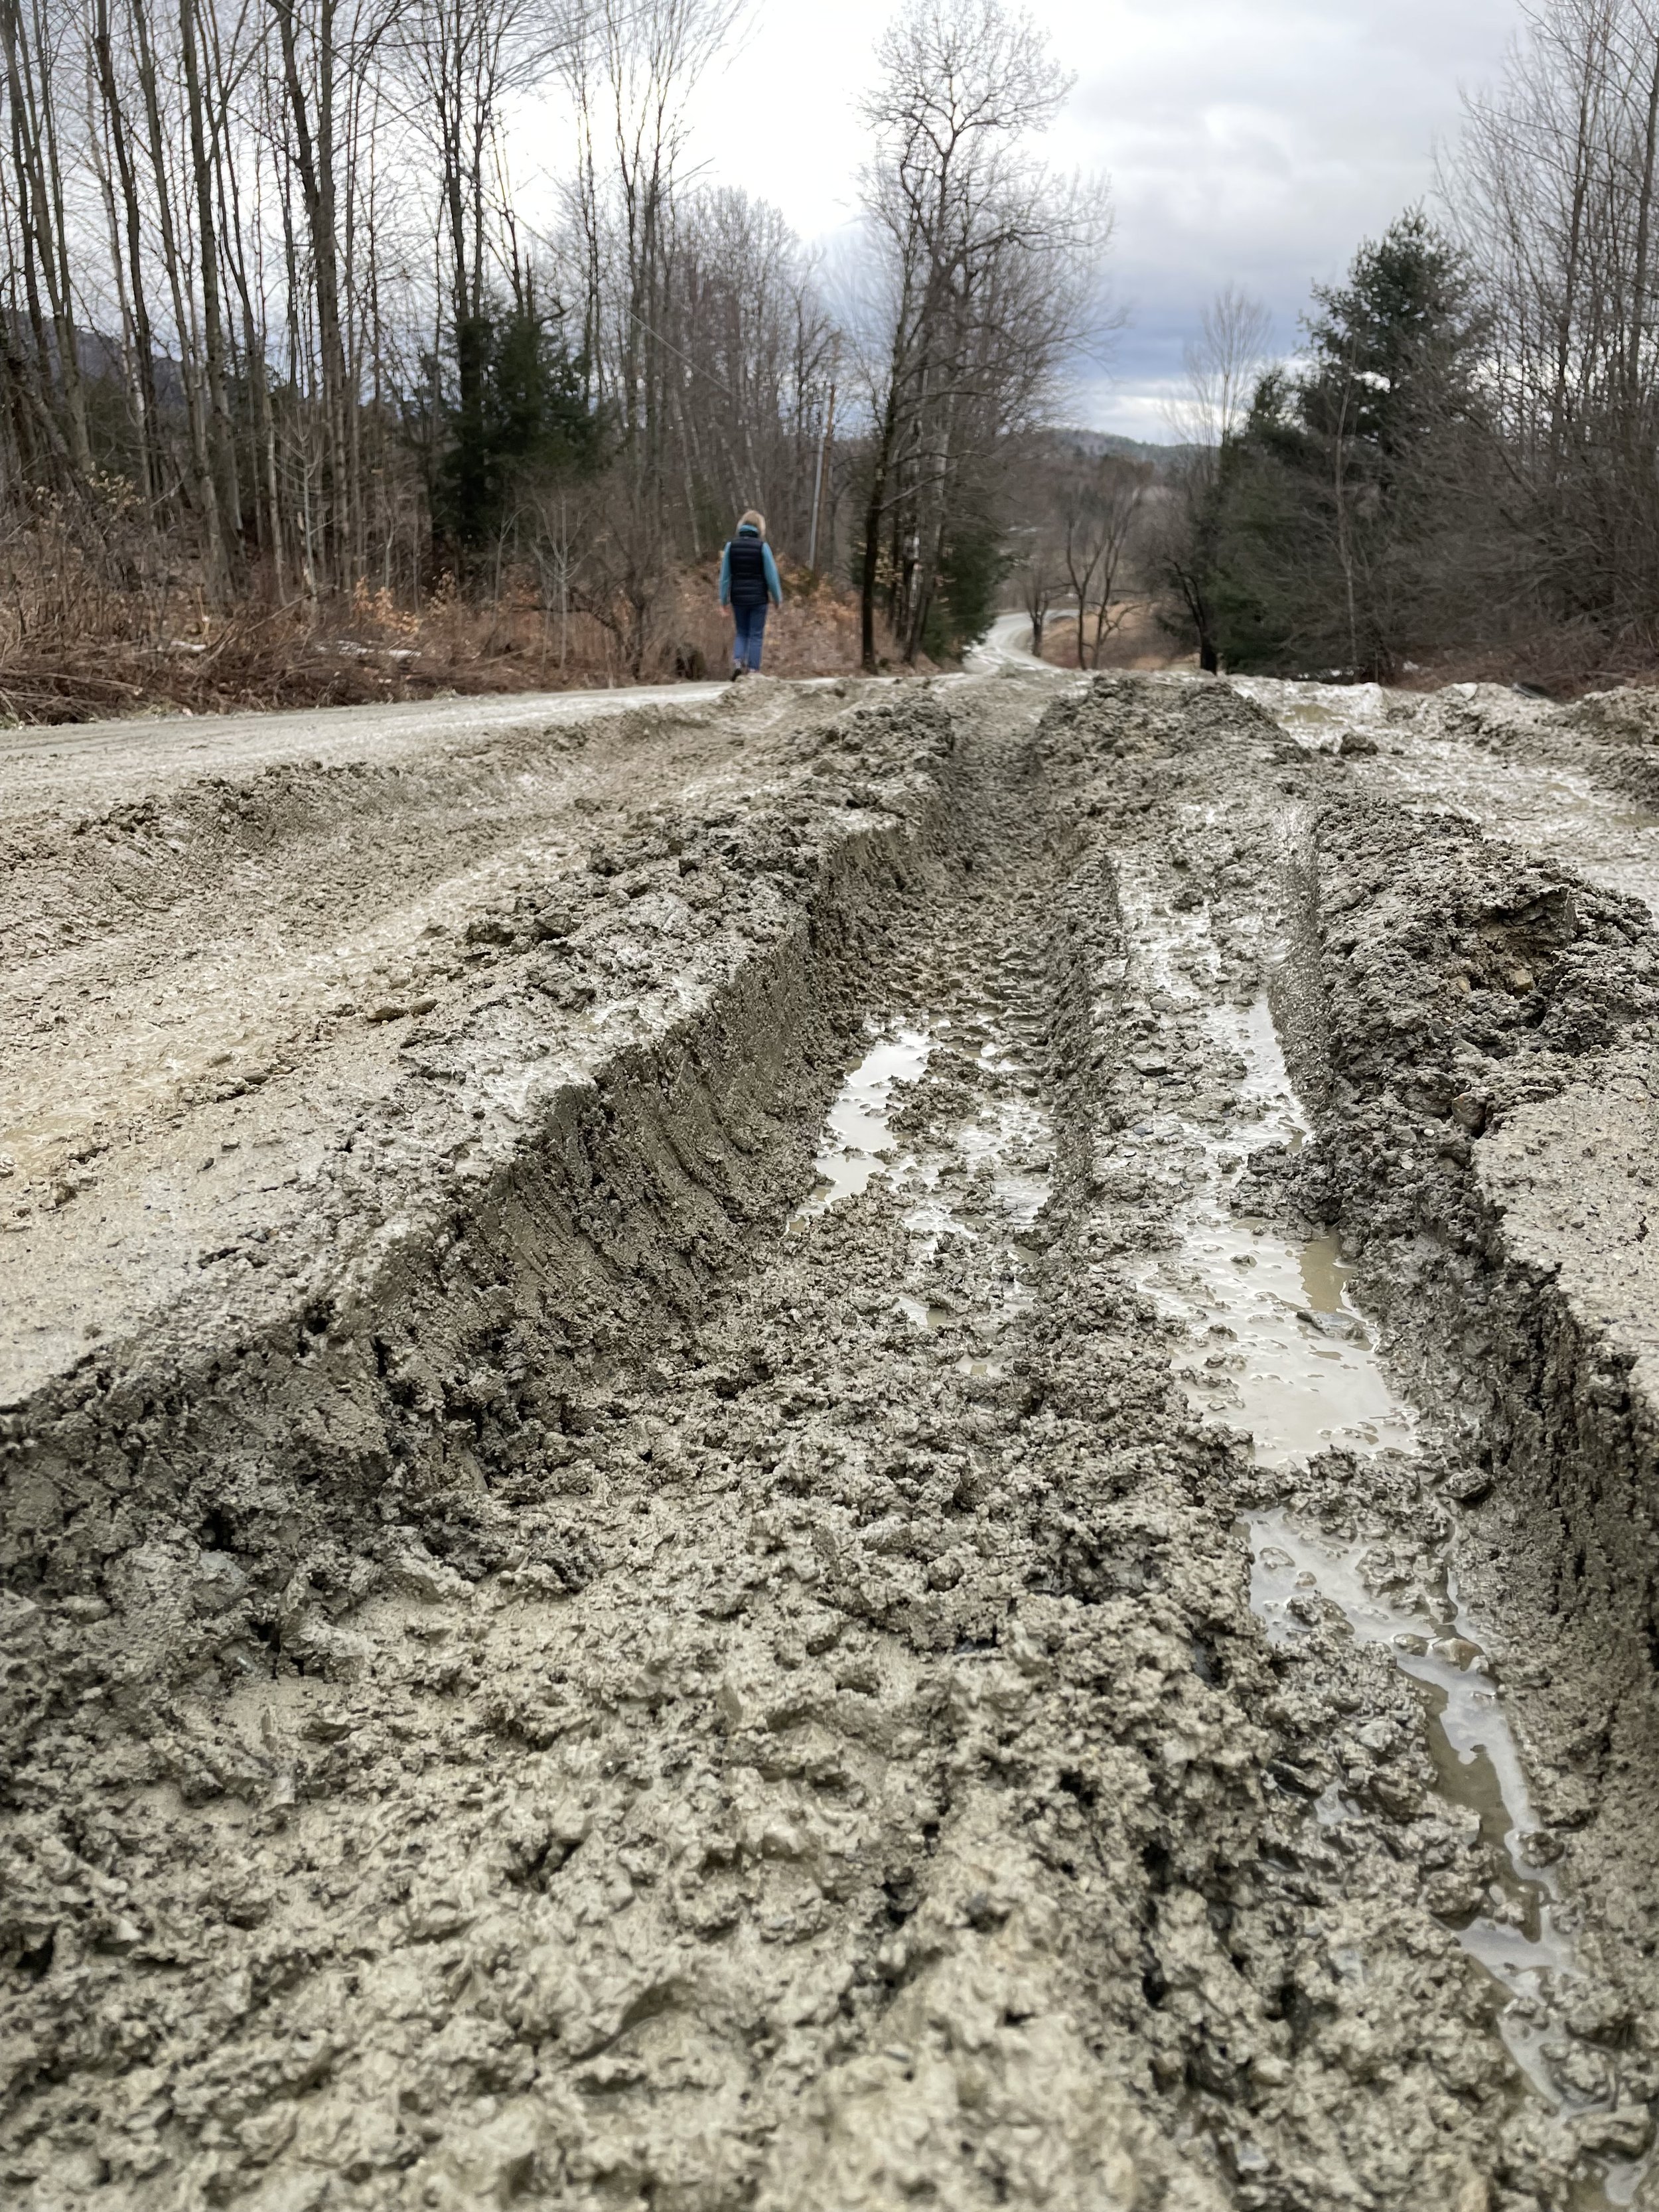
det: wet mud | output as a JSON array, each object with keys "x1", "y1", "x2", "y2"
[{"x1": 6, "y1": 667, "x2": 1659, "y2": 2208}]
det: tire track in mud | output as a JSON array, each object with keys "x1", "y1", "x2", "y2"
[
  {"x1": 1216, "y1": 672, "x2": 1659, "y2": 2205},
  {"x1": 1090, "y1": 786, "x2": 1650, "y2": 2208},
  {"x1": 5, "y1": 673, "x2": 1659, "y2": 2209},
  {"x1": 3, "y1": 694, "x2": 1252, "y2": 2212}
]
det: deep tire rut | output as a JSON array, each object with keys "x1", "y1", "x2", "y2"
[{"x1": 6, "y1": 674, "x2": 1659, "y2": 2211}]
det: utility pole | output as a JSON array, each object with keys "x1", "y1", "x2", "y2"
[{"x1": 808, "y1": 382, "x2": 835, "y2": 571}]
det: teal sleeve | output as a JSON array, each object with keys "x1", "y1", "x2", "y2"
[
  {"x1": 719, "y1": 545, "x2": 731, "y2": 606},
  {"x1": 763, "y1": 545, "x2": 782, "y2": 603}
]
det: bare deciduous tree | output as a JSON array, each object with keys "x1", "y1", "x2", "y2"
[
  {"x1": 851, "y1": 0, "x2": 1111, "y2": 668},
  {"x1": 1149, "y1": 285, "x2": 1272, "y2": 672},
  {"x1": 1449, "y1": 0, "x2": 1659, "y2": 643},
  {"x1": 1060, "y1": 450, "x2": 1145, "y2": 667},
  {"x1": 0, "y1": 0, "x2": 1119, "y2": 700}
]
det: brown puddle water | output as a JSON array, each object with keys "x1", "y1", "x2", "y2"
[
  {"x1": 791, "y1": 1024, "x2": 935, "y2": 1218},
  {"x1": 794, "y1": 1003, "x2": 1054, "y2": 1379},
  {"x1": 1116, "y1": 846, "x2": 1412, "y2": 1463},
  {"x1": 1114, "y1": 842, "x2": 1650, "y2": 2205}
]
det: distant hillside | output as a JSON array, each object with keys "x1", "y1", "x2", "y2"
[{"x1": 1045, "y1": 427, "x2": 1202, "y2": 471}]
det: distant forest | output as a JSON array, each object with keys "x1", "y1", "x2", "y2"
[
  {"x1": 3, "y1": 0, "x2": 1654, "y2": 711},
  {"x1": 1008, "y1": 0, "x2": 1659, "y2": 694},
  {"x1": 1145, "y1": 0, "x2": 1659, "y2": 690},
  {"x1": 0, "y1": 0, "x2": 1108, "y2": 709}
]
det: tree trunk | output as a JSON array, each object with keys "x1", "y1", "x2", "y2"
[
  {"x1": 131, "y1": 0, "x2": 227, "y2": 587},
  {"x1": 859, "y1": 424, "x2": 893, "y2": 674},
  {"x1": 92, "y1": 0, "x2": 162, "y2": 501},
  {"x1": 0, "y1": 0, "x2": 89, "y2": 478},
  {"x1": 179, "y1": 0, "x2": 242, "y2": 585},
  {"x1": 271, "y1": 0, "x2": 348, "y2": 589}
]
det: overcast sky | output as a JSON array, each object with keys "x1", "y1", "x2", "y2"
[{"x1": 682, "y1": 0, "x2": 1523, "y2": 439}]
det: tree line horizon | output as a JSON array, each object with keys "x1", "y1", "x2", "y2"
[{"x1": 1, "y1": 0, "x2": 1653, "y2": 692}]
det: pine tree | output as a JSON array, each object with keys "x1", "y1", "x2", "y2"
[
  {"x1": 1214, "y1": 212, "x2": 1488, "y2": 678},
  {"x1": 435, "y1": 303, "x2": 603, "y2": 559}
]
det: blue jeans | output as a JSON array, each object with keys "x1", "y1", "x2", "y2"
[{"x1": 731, "y1": 601, "x2": 768, "y2": 670}]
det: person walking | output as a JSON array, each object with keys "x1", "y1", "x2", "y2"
[{"x1": 719, "y1": 510, "x2": 782, "y2": 678}]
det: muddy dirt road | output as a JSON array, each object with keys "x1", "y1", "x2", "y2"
[{"x1": 7, "y1": 665, "x2": 1659, "y2": 2210}]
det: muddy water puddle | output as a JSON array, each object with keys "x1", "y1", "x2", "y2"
[
  {"x1": 1252, "y1": 1520, "x2": 1580, "y2": 2057},
  {"x1": 1115, "y1": 849, "x2": 1407, "y2": 1463},
  {"x1": 792, "y1": 1024, "x2": 934, "y2": 1217},
  {"x1": 1116, "y1": 843, "x2": 1648, "y2": 2201},
  {"x1": 1252, "y1": 1513, "x2": 1646, "y2": 2205},
  {"x1": 793, "y1": 994, "x2": 1054, "y2": 1374},
  {"x1": 1125, "y1": 999, "x2": 1413, "y2": 1463}
]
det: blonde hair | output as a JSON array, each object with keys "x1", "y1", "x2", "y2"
[{"x1": 738, "y1": 509, "x2": 766, "y2": 536}]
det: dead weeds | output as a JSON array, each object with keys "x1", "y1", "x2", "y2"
[{"x1": 0, "y1": 561, "x2": 888, "y2": 725}]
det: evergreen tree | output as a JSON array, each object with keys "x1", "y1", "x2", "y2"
[
  {"x1": 930, "y1": 503, "x2": 1010, "y2": 660},
  {"x1": 1301, "y1": 211, "x2": 1480, "y2": 470},
  {"x1": 1213, "y1": 212, "x2": 1489, "y2": 678},
  {"x1": 435, "y1": 302, "x2": 603, "y2": 560}
]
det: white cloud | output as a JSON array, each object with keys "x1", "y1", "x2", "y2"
[{"x1": 682, "y1": 0, "x2": 1522, "y2": 435}]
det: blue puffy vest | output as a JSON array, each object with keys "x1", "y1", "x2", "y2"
[{"x1": 727, "y1": 532, "x2": 768, "y2": 609}]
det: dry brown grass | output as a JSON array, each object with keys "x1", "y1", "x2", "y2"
[
  {"x1": 1391, "y1": 625, "x2": 1659, "y2": 701},
  {"x1": 0, "y1": 555, "x2": 887, "y2": 725},
  {"x1": 1025, "y1": 598, "x2": 1188, "y2": 674}
]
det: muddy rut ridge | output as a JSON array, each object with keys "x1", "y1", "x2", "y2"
[{"x1": 7, "y1": 664, "x2": 1659, "y2": 2210}]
